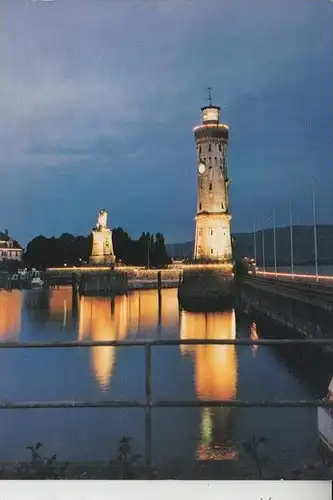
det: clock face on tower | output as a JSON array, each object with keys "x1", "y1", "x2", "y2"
[{"x1": 198, "y1": 163, "x2": 206, "y2": 175}]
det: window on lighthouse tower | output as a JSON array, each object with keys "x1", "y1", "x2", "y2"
[{"x1": 208, "y1": 144, "x2": 211, "y2": 152}]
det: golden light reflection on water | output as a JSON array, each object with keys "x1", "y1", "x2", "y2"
[
  {"x1": 180, "y1": 309, "x2": 238, "y2": 461},
  {"x1": 117, "y1": 289, "x2": 179, "y2": 337},
  {"x1": 250, "y1": 321, "x2": 259, "y2": 357},
  {"x1": 78, "y1": 290, "x2": 179, "y2": 390},
  {"x1": 133, "y1": 290, "x2": 159, "y2": 331},
  {"x1": 0, "y1": 291, "x2": 22, "y2": 339},
  {"x1": 1, "y1": 288, "x2": 240, "y2": 462},
  {"x1": 160, "y1": 289, "x2": 180, "y2": 331},
  {"x1": 49, "y1": 288, "x2": 72, "y2": 327},
  {"x1": 78, "y1": 296, "x2": 129, "y2": 391},
  {"x1": 125, "y1": 289, "x2": 179, "y2": 334}
]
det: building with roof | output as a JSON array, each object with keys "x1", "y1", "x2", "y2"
[{"x1": 0, "y1": 230, "x2": 24, "y2": 262}]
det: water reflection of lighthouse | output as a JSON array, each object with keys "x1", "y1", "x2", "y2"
[{"x1": 180, "y1": 310, "x2": 238, "y2": 460}]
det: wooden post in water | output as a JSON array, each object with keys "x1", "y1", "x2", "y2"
[
  {"x1": 157, "y1": 271, "x2": 162, "y2": 291},
  {"x1": 109, "y1": 272, "x2": 113, "y2": 294},
  {"x1": 111, "y1": 297, "x2": 115, "y2": 317},
  {"x1": 71, "y1": 272, "x2": 78, "y2": 317},
  {"x1": 78, "y1": 275, "x2": 83, "y2": 296}
]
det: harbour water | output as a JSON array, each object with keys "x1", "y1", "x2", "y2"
[{"x1": 0, "y1": 287, "x2": 331, "y2": 477}]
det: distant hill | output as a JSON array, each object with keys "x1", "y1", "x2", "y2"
[{"x1": 166, "y1": 224, "x2": 333, "y2": 266}]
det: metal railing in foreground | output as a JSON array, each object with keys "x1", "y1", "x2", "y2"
[{"x1": 0, "y1": 337, "x2": 332, "y2": 471}]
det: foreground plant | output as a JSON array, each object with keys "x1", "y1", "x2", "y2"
[
  {"x1": 242, "y1": 436, "x2": 273, "y2": 478},
  {"x1": 15, "y1": 442, "x2": 68, "y2": 479},
  {"x1": 5, "y1": 434, "x2": 332, "y2": 479},
  {"x1": 108, "y1": 436, "x2": 144, "y2": 479},
  {"x1": 292, "y1": 445, "x2": 333, "y2": 480}
]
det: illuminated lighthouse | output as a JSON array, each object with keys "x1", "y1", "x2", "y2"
[{"x1": 193, "y1": 90, "x2": 233, "y2": 263}]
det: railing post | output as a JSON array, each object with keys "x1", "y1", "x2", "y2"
[{"x1": 145, "y1": 343, "x2": 152, "y2": 474}]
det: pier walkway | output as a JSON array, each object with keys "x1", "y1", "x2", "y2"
[
  {"x1": 237, "y1": 273, "x2": 333, "y2": 344},
  {"x1": 243, "y1": 274, "x2": 333, "y2": 313}
]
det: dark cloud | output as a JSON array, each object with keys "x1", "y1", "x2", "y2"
[{"x1": 0, "y1": 0, "x2": 332, "y2": 244}]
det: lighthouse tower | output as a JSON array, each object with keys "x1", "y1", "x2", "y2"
[{"x1": 193, "y1": 92, "x2": 232, "y2": 263}]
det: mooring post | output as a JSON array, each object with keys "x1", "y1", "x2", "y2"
[
  {"x1": 157, "y1": 271, "x2": 162, "y2": 335},
  {"x1": 108, "y1": 272, "x2": 112, "y2": 294},
  {"x1": 71, "y1": 272, "x2": 78, "y2": 316},
  {"x1": 78, "y1": 275, "x2": 82, "y2": 296},
  {"x1": 111, "y1": 297, "x2": 115, "y2": 317}
]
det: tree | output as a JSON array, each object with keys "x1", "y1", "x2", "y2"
[
  {"x1": 24, "y1": 234, "x2": 91, "y2": 269},
  {"x1": 23, "y1": 228, "x2": 170, "y2": 268},
  {"x1": 151, "y1": 233, "x2": 171, "y2": 268},
  {"x1": 112, "y1": 228, "x2": 133, "y2": 265}
]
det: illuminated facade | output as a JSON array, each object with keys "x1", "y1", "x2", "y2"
[
  {"x1": 193, "y1": 103, "x2": 232, "y2": 262},
  {"x1": 0, "y1": 230, "x2": 23, "y2": 262},
  {"x1": 89, "y1": 210, "x2": 116, "y2": 266}
]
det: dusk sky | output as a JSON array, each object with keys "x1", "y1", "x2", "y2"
[{"x1": 0, "y1": 0, "x2": 332, "y2": 246}]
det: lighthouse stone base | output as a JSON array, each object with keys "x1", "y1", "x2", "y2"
[{"x1": 178, "y1": 268, "x2": 235, "y2": 312}]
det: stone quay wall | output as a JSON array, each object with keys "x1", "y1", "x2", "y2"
[{"x1": 236, "y1": 278, "x2": 333, "y2": 342}]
